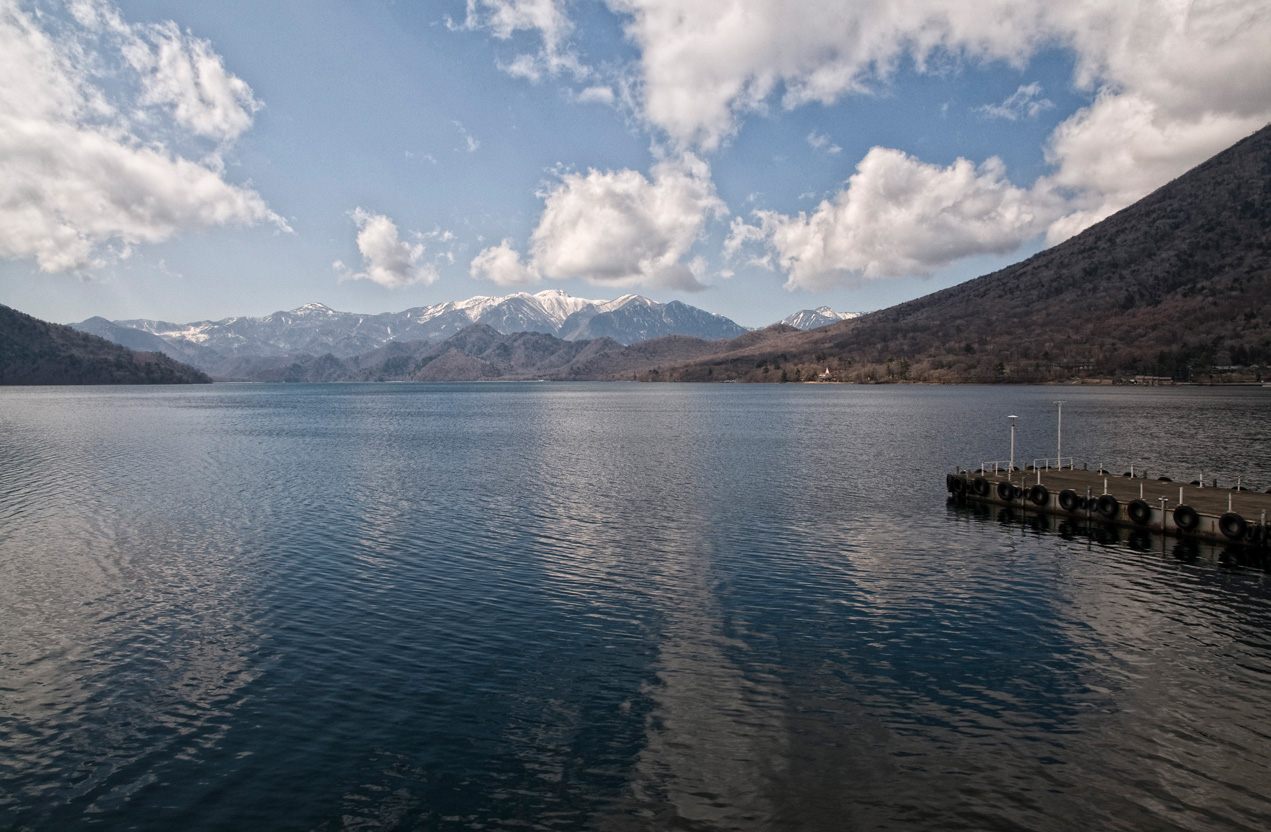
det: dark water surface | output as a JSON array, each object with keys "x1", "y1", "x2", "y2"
[{"x1": 2, "y1": 383, "x2": 1270, "y2": 831}]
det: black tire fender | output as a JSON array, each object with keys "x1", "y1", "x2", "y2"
[
  {"x1": 1096, "y1": 495, "x2": 1120, "y2": 520},
  {"x1": 1173, "y1": 504, "x2": 1200, "y2": 532},
  {"x1": 1219, "y1": 512, "x2": 1247, "y2": 540},
  {"x1": 996, "y1": 481, "x2": 1015, "y2": 501},
  {"x1": 1058, "y1": 489, "x2": 1080, "y2": 512},
  {"x1": 1127, "y1": 499, "x2": 1152, "y2": 525},
  {"x1": 973, "y1": 476, "x2": 990, "y2": 497},
  {"x1": 1028, "y1": 485, "x2": 1049, "y2": 507}
]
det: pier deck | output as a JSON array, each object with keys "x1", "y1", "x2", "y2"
[{"x1": 948, "y1": 464, "x2": 1271, "y2": 545}]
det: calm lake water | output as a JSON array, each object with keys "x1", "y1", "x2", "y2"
[{"x1": 2, "y1": 383, "x2": 1270, "y2": 831}]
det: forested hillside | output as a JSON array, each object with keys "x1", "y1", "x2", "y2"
[
  {"x1": 647, "y1": 124, "x2": 1271, "y2": 383},
  {"x1": 1, "y1": 304, "x2": 211, "y2": 385}
]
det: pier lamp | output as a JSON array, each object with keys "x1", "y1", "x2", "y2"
[{"x1": 1008, "y1": 415, "x2": 1017, "y2": 472}]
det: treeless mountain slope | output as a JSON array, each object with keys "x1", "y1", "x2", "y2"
[
  {"x1": 652, "y1": 123, "x2": 1271, "y2": 383},
  {"x1": 1, "y1": 303, "x2": 211, "y2": 385}
]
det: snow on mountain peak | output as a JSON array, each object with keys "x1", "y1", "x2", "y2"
[
  {"x1": 778, "y1": 306, "x2": 861, "y2": 330},
  {"x1": 293, "y1": 302, "x2": 337, "y2": 316}
]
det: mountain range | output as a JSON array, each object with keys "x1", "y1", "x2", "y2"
[{"x1": 71, "y1": 291, "x2": 752, "y2": 376}]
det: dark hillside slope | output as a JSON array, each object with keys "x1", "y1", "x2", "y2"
[
  {"x1": 653, "y1": 123, "x2": 1271, "y2": 383},
  {"x1": 1, "y1": 304, "x2": 211, "y2": 385}
]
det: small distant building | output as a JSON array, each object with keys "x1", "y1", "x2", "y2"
[
  {"x1": 817, "y1": 367, "x2": 834, "y2": 382},
  {"x1": 1131, "y1": 375, "x2": 1173, "y2": 385}
]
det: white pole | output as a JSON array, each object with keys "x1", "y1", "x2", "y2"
[
  {"x1": 1008, "y1": 415, "x2": 1017, "y2": 472},
  {"x1": 1054, "y1": 400, "x2": 1065, "y2": 462}
]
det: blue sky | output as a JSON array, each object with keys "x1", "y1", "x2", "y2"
[{"x1": 2, "y1": 0, "x2": 1269, "y2": 328}]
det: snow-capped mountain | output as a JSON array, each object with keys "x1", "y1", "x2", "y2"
[
  {"x1": 80, "y1": 290, "x2": 749, "y2": 370},
  {"x1": 778, "y1": 306, "x2": 861, "y2": 330}
]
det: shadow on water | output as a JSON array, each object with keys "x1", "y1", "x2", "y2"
[{"x1": 947, "y1": 499, "x2": 1271, "y2": 572}]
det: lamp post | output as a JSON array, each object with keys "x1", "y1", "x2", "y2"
[
  {"x1": 1008, "y1": 415, "x2": 1017, "y2": 473},
  {"x1": 1054, "y1": 400, "x2": 1066, "y2": 464}
]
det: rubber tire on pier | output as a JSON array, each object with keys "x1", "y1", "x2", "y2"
[
  {"x1": 946, "y1": 474, "x2": 957, "y2": 493},
  {"x1": 996, "y1": 481, "x2": 1014, "y2": 501},
  {"x1": 1028, "y1": 485, "x2": 1049, "y2": 507},
  {"x1": 1173, "y1": 504, "x2": 1200, "y2": 532},
  {"x1": 1095, "y1": 495, "x2": 1119, "y2": 520},
  {"x1": 1219, "y1": 512, "x2": 1247, "y2": 541},
  {"x1": 973, "y1": 476, "x2": 990, "y2": 497},
  {"x1": 1058, "y1": 489, "x2": 1080, "y2": 512},
  {"x1": 1127, "y1": 499, "x2": 1152, "y2": 526},
  {"x1": 951, "y1": 476, "x2": 967, "y2": 496}
]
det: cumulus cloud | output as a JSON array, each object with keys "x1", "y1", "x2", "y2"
[
  {"x1": 730, "y1": 147, "x2": 1060, "y2": 290},
  {"x1": 977, "y1": 83, "x2": 1053, "y2": 120},
  {"x1": 339, "y1": 209, "x2": 439, "y2": 288},
  {"x1": 609, "y1": 0, "x2": 1044, "y2": 151},
  {"x1": 0, "y1": 0, "x2": 284, "y2": 273},
  {"x1": 470, "y1": 239, "x2": 540, "y2": 286},
  {"x1": 460, "y1": 1, "x2": 1260, "y2": 284},
  {"x1": 462, "y1": 0, "x2": 584, "y2": 81},
  {"x1": 614, "y1": 0, "x2": 1271, "y2": 237},
  {"x1": 470, "y1": 154, "x2": 726, "y2": 291},
  {"x1": 1040, "y1": 90, "x2": 1269, "y2": 243},
  {"x1": 529, "y1": 153, "x2": 726, "y2": 290}
]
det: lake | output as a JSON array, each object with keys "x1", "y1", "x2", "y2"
[{"x1": 2, "y1": 383, "x2": 1270, "y2": 831}]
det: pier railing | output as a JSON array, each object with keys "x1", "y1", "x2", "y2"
[{"x1": 974, "y1": 458, "x2": 1078, "y2": 475}]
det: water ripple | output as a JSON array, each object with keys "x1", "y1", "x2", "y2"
[{"x1": 2, "y1": 384, "x2": 1270, "y2": 830}]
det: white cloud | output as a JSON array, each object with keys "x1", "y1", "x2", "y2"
[
  {"x1": 463, "y1": 0, "x2": 584, "y2": 81},
  {"x1": 732, "y1": 147, "x2": 1060, "y2": 290},
  {"x1": 470, "y1": 239, "x2": 541, "y2": 285},
  {"x1": 0, "y1": 0, "x2": 285, "y2": 274},
  {"x1": 453, "y1": 120, "x2": 480, "y2": 152},
  {"x1": 806, "y1": 130, "x2": 840, "y2": 154},
  {"x1": 126, "y1": 21, "x2": 259, "y2": 144},
  {"x1": 528, "y1": 153, "x2": 727, "y2": 291},
  {"x1": 471, "y1": 154, "x2": 726, "y2": 291},
  {"x1": 977, "y1": 82, "x2": 1053, "y2": 120},
  {"x1": 340, "y1": 208, "x2": 438, "y2": 288},
  {"x1": 607, "y1": 0, "x2": 1046, "y2": 151},
  {"x1": 595, "y1": 0, "x2": 1271, "y2": 275},
  {"x1": 577, "y1": 85, "x2": 615, "y2": 105},
  {"x1": 1040, "y1": 90, "x2": 1268, "y2": 243}
]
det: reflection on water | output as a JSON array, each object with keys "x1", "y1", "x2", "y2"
[{"x1": 2, "y1": 383, "x2": 1271, "y2": 831}]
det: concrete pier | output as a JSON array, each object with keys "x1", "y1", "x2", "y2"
[{"x1": 946, "y1": 464, "x2": 1271, "y2": 546}]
